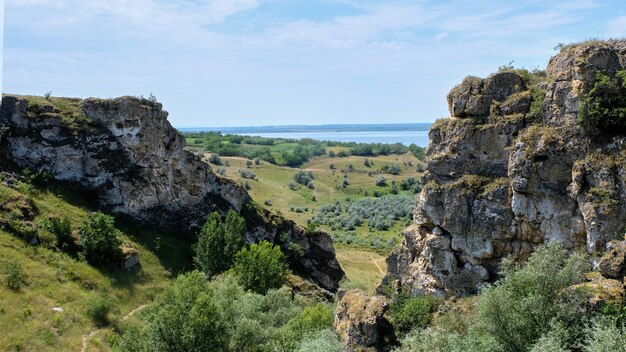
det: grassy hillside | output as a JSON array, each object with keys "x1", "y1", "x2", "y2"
[{"x1": 0, "y1": 181, "x2": 189, "y2": 351}]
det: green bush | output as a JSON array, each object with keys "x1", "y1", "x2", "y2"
[
  {"x1": 578, "y1": 69, "x2": 626, "y2": 133},
  {"x1": 4, "y1": 261, "x2": 24, "y2": 290},
  {"x1": 390, "y1": 295, "x2": 441, "y2": 334},
  {"x1": 86, "y1": 295, "x2": 114, "y2": 327},
  {"x1": 79, "y1": 212, "x2": 122, "y2": 266},
  {"x1": 233, "y1": 241, "x2": 289, "y2": 294},
  {"x1": 295, "y1": 329, "x2": 342, "y2": 352},
  {"x1": 193, "y1": 210, "x2": 246, "y2": 277},
  {"x1": 40, "y1": 216, "x2": 74, "y2": 251}
]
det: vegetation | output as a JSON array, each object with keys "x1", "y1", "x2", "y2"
[
  {"x1": 233, "y1": 241, "x2": 289, "y2": 294},
  {"x1": 79, "y1": 212, "x2": 122, "y2": 266},
  {"x1": 183, "y1": 131, "x2": 425, "y2": 167},
  {"x1": 117, "y1": 272, "x2": 339, "y2": 352},
  {"x1": 314, "y1": 195, "x2": 415, "y2": 232},
  {"x1": 394, "y1": 242, "x2": 625, "y2": 352},
  {"x1": 390, "y1": 295, "x2": 442, "y2": 335},
  {"x1": 578, "y1": 69, "x2": 626, "y2": 133},
  {"x1": 86, "y1": 295, "x2": 114, "y2": 327},
  {"x1": 3, "y1": 261, "x2": 24, "y2": 290},
  {"x1": 193, "y1": 210, "x2": 246, "y2": 277}
]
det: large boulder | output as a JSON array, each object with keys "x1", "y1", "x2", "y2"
[{"x1": 334, "y1": 290, "x2": 395, "y2": 352}]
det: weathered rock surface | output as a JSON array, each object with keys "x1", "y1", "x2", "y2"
[
  {"x1": 597, "y1": 239, "x2": 625, "y2": 280},
  {"x1": 383, "y1": 40, "x2": 626, "y2": 296},
  {"x1": 0, "y1": 95, "x2": 344, "y2": 291},
  {"x1": 334, "y1": 290, "x2": 395, "y2": 352}
]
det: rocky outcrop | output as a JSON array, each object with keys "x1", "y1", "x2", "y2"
[
  {"x1": 334, "y1": 290, "x2": 395, "y2": 352},
  {"x1": 597, "y1": 239, "x2": 625, "y2": 281},
  {"x1": 383, "y1": 40, "x2": 626, "y2": 296},
  {"x1": 0, "y1": 95, "x2": 344, "y2": 291}
]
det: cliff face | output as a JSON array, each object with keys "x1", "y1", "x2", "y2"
[
  {"x1": 0, "y1": 95, "x2": 344, "y2": 291},
  {"x1": 383, "y1": 40, "x2": 626, "y2": 296}
]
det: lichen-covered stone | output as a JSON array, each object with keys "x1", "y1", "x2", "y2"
[
  {"x1": 384, "y1": 40, "x2": 626, "y2": 296},
  {"x1": 0, "y1": 95, "x2": 344, "y2": 291},
  {"x1": 334, "y1": 290, "x2": 395, "y2": 352},
  {"x1": 597, "y1": 239, "x2": 625, "y2": 280}
]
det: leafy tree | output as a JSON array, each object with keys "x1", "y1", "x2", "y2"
[
  {"x1": 79, "y1": 212, "x2": 122, "y2": 265},
  {"x1": 233, "y1": 241, "x2": 289, "y2": 294},
  {"x1": 193, "y1": 210, "x2": 246, "y2": 277},
  {"x1": 117, "y1": 271, "x2": 229, "y2": 352}
]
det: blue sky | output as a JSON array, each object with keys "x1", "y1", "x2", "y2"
[{"x1": 2, "y1": 0, "x2": 626, "y2": 127}]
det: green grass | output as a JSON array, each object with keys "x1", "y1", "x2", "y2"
[{"x1": 0, "y1": 184, "x2": 184, "y2": 351}]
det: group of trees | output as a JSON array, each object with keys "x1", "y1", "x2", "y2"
[
  {"x1": 393, "y1": 242, "x2": 626, "y2": 352},
  {"x1": 193, "y1": 210, "x2": 289, "y2": 294},
  {"x1": 314, "y1": 195, "x2": 415, "y2": 232},
  {"x1": 117, "y1": 210, "x2": 339, "y2": 351},
  {"x1": 183, "y1": 131, "x2": 426, "y2": 167},
  {"x1": 116, "y1": 272, "x2": 340, "y2": 352},
  {"x1": 579, "y1": 69, "x2": 626, "y2": 133}
]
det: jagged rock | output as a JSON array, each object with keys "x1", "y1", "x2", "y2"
[
  {"x1": 597, "y1": 240, "x2": 625, "y2": 280},
  {"x1": 121, "y1": 245, "x2": 140, "y2": 270},
  {"x1": 334, "y1": 290, "x2": 395, "y2": 352},
  {"x1": 384, "y1": 40, "x2": 626, "y2": 296},
  {"x1": 0, "y1": 95, "x2": 344, "y2": 291},
  {"x1": 447, "y1": 72, "x2": 527, "y2": 119}
]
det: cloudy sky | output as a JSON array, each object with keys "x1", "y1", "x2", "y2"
[{"x1": 2, "y1": 0, "x2": 625, "y2": 127}]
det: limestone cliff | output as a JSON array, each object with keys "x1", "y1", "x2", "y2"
[
  {"x1": 383, "y1": 40, "x2": 626, "y2": 296},
  {"x1": 0, "y1": 95, "x2": 344, "y2": 291}
]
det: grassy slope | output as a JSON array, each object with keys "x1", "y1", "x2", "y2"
[
  {"x1": 211, "y1": 153, "x2": 423, "y2": 292},
  {"x1": 0, "y1": 185, "x2": 188, "y2": 351}
]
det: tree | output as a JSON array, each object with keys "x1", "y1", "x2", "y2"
[
  {"x1": 233, "y1": 241, "x2": 289, "y2": 294},
  {"x1": 117, "y1": 271, "x2": 229, "y2": 352},
  {"x1": 193, "y1": 210, "x2": 246, "y2": 277},
  {"x1": 79, "y1": 212, "x2": 122, "y2": 265}
]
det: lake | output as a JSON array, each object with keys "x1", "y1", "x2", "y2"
[{"x1": 178, "y1": 126, "x2": 432, "y2": 147}]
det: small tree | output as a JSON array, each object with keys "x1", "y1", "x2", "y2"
[
  {"x1": 375, "y1": 175, "x2": 387, "y2": 186},
  {"x1": 193, "y1": 210, "x2": 246, "y2": 277},
  {"x1": 79, "y1": 212, "x2": 122, "y2": 266},
  {"x1": 4, "y1": 261, "x2": 24, "y2": 290},
  {"x1": 233, "y1": 241, "x2": 289, "y2": 294}
]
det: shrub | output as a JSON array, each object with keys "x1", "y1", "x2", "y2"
[
  {"x1": 40, "y1": 216, "x2": 74, "y2": 251},
  {"x1": 375, "y1": 175, "x2": 387, "y2": 186},
  {"x1": 117, "y1": 271, "x2": 228, "y2": 351},
  {"x1": 86, "y1": 295, "x2": 113, "y2": 327},
  {"x1": 295, "y1": 329, "x2": 342, "y2": 352},
  {"x1": 216, "y1": 166, "x2": 226, "y2": 175},
  {"x1": 578, "y1": 69, "x2": 626, "y2": 133},
  {"x1": 233, "y1": 241, "x2": 289, "y2": 294},
  {"x1": 364, "y1": 158, "x2": 371, "y2": 167},
  {"x1": 208, "y1": 153, "x2": 222, "y2": 165},
  {"x1": 389, "y1": 164, "x2": 402, "y2": 175},
  {"x1": 254, "y1": 157, "x2": 262, "y2": 165},
  {"x1": 193, "y1": 210, "x2": 246, "y2": 277},
  {"x1": 246, "y1": 159, "x2": 253, "y2": 167},
  {"x1": 79, "y1": 212, "x2": 122, "y2": 266},
  {"x1": 294, "y1": 170, "x2": 314, "y2": 185},
  {"x1": 288, "y1": 181, "x2": 299, "y2": 190},
  {"x1": 475, "y1": 242, "x2": 591, "y2": 352},
  {"x1": 342, "y1": 177, "x2": 349, "y2": 188},
  {"x1": 390, "y1": 295, "x2": 441, "y2": 334},
  {"x1": 264, "y1": 199, "x2": 273, "y2": 206},
  {"x1": 4, "y1": 261, "x2": 24, "y2": 290},
  {"x1": 239, "y1": 168, "x2": 257, "y2": 180}
]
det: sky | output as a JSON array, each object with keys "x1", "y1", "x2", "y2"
[{"x1": 2, "y1": 1, "x2": 626, "y2": 127}]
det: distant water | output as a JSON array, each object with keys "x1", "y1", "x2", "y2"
[{"x1": 179, "y1": 127, "x2": 431, "y2": 147}]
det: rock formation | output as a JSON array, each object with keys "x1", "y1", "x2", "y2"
[
  {"x1": 383, "y1": 40, "x2": 626, "y2": 296},
  {"x1": 0, "y1": 95, "x2": 344, "y2": 291},
  {"x1": 334, "y1": 290, "x2": 395, "y2": 352}
]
